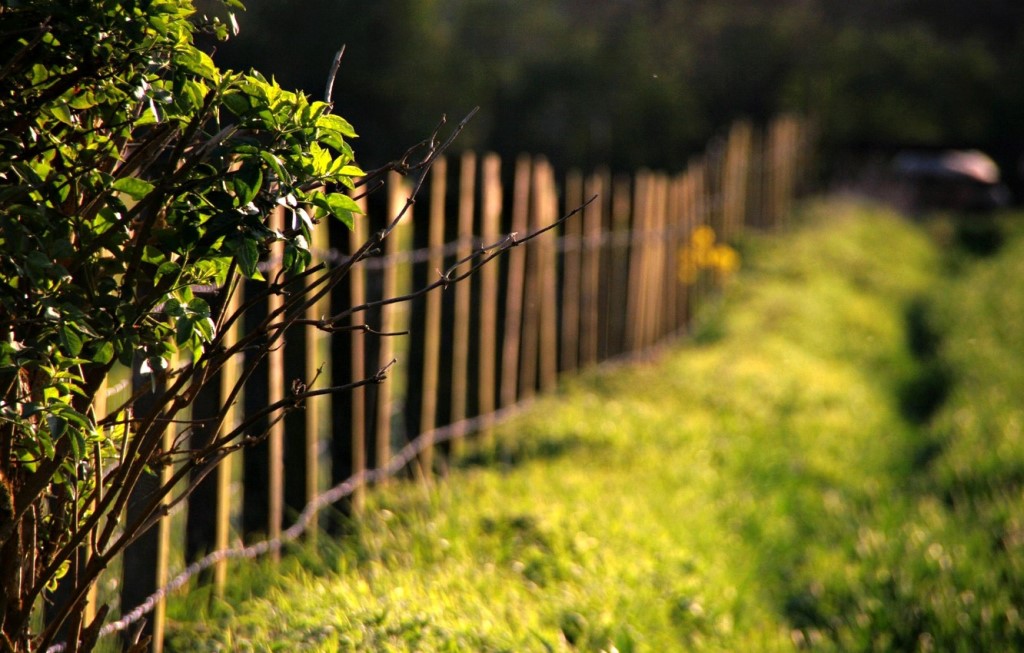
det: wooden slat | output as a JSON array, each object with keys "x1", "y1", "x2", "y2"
[
  {"x1": 560, "y1": 170, "x2": 584, "y2": 374},
  {"x1": 536, "y1": 159, "x2": 559, "y2": 393},
  {"x1": 267, "y1": 205, "x2": 285, "y2": 558},
  {"x1": 349, "y1": 194, "x2": 368, "y2": 513},
  {"x1": 418, "y1": 157, "x2": 447, "y2": 475},
  {"x1": 624, "y1": 171, "x2": 647, "y2": 354},
  {"x1": 500, "y1": 155, "x2": 531, "y2": 408},
  {"x1": 304, "y1": 203, "x2": 331, "y2": 542},
  {"x1": 85, "y1": 379, "x2": 107, "y2": 628},
  {"x1": 375, "y1": 172, "x2": 411, "y2": 480},
  {"x1": 518, "y1": 158, "x2": 542, "y2": 401},
  {"x1": 477, "y1": 154, "x2": 502, "y2": 448},
  {"x1": 450, "y1": 151, "x2": 476, "y2": 454},
  {"x1": 595, "y1": 168, "x2": 614, "y2": 361},
  {"x1": 607, "y1": 176, "x2": 632, "y2": 357},
  {"x1": 213, "y1": 279, "x2": 241, "y2": 593},
  {"x1": 580, "y1": 172, "x2": 603, "y2": 366}
]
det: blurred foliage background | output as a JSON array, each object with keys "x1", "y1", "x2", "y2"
[{"x1": 198, "y1": 0, "x2": 1024, "y2": 194}]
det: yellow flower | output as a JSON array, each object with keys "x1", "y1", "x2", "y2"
[
  {"x1": 677, "y1": 226, "x2": 740, "y2": 285},
  {"x1": 712, "y1": 245, "x2": 740, "y2": 274},
  {"x1": 690, "y1": 225, "x2": 717, "y2": 250},
  {"x1": 678, "y1": 251, "x2": 699, "y2": 284}
]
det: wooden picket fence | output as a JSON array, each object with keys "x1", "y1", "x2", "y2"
[{"x1": 91, "y1": 115, "x2": 807, "y2": 651}]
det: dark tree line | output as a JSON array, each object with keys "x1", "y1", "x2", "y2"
[{"x1": 209, "y1": 0, "x2": 1024, "y2": 191}]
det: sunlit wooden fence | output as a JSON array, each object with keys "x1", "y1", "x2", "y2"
[{"x1": 91, "y1": 115, "x2": 808, "y2": 651}]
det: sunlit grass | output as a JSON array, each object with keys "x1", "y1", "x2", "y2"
[{"x1": 166, "y1": 200, "x2": 1024, "y2": 651}]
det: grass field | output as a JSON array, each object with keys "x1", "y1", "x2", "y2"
[{"x1": 166, "y1": 199, "x2": 1024, "y2": 652}]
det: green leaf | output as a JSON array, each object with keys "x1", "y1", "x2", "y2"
[
  {"x1": 155, "y1": 261, "x2": 181, "y2": 285},
  {"x1": 174, "y1": 47, "x2": 219, "y2": 82},
  {"x1": 187, "y1": 297, "x2": 211, "y2": 318},
  {"x1": 142, "y1": 245, "x2": 167, "y2": 265},
  {"x1": 175, "y1": 316, "x2": 194, "y2": 345},
  {"x1": 317, "y1": 113, "x2": 357, "y2": 138},
  {"x1": 68, "y1": 428, "x2": 86, "y2": 460},
  {"x1": 55, "y1": 403, "x2": 90, "y2": 429},
  {"x1": 324, "y1": 192, "x2": 362, "y2": 227},
  {"x1": 68, "y1": 90, "x2": 98, "y2": 110},
  {"x1": 232, "y1": 162, "x2": 263, "y2": 205},
  {"x1": 112, "y1": 177, "x2": 155, "y2": 200},
  {"x1": 194, "y1": 317, "x2": 216, "y2": 343},
  {"x1": 222, "y1": 90, "x2": 251, "y2": 117},
  {"x1": 259, "y1": 151, "x2": 288, "y2": 183},
  {"x1": 164, "y1": 297, "x2": 184, "y2": 317},
  {"x1": 46, "y1": 560, "x2": 71, "y2": 592},
  {"x1": 235, "y1": 238, "x2": 263, "y2": 280},
  {"x1": 295, "y1": 207, "x2": 315, "y2": 236},
  {"x1": 49, "y1": 103, "x2": 73, "y2": 126},
  {"x1": 35, "y1": 431, "x2": 55, "y2": 459},
  {"x1": 46, "y1": 415, "x2": 68, "y2": 441},
  {"x1": 30, "y1": 63, "x2": 48, "y2": 85},
  {"x1": 284, "y1": 239, "x2": 312, "y2": 273},
  {"x1": 91, "y1": 341, "x2": 115, "y2": 365},
  {"x1": 60, "y1": 324, "x2": 83, "y2": 357}
]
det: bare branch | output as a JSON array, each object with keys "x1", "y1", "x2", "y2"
[
  {"x1": 324, "y1": 45, "x2": 345, "y2": 105},
  {"x1": 331, "y1": 194, "x2": 598, "y2": 322}
]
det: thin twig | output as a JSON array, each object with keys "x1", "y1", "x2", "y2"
[{"x1": 324, "y1": 45, "x2": 345, "y2": 105}]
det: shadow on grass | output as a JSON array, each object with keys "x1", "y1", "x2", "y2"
[
  {"x1": 455, "y1": 431, "x2": 606, "y2": 471},
  {"x1": 954, "y1": 215, "x2": 1004, "y2": 257},
  {"x1": 898, "y1": 298, "x2": 953, "y2": 427}
]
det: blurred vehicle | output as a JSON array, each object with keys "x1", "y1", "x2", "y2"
[{"x1": 892, "y1": 149, "x2": 1011, "y2": 212}]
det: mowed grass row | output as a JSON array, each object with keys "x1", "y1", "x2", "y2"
[
  {"x1": 790, "y1": 211, "x2": 1024, "y2": 652},
  {"x1": 166, "y1": 200, "x2": 1024, "y2": 651}
]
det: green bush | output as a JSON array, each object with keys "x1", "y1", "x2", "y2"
[{"x1": 0, "y1": 2, "x2": 362, "y2": 649}]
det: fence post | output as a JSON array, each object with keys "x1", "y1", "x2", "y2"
[
  {"x1": 722, "y1": 121, "x2": 753, "y2": 241},
  {"x1": 607, "y1": 176, "x2": 632, "y2": 357},
  {"x1": 84, "y1": 379, "x2": 107, "y2": 629},
  {"x1": 304, "y1": 203, "x2": 331, "y2": 541},
  {"x1": 449, "y1": 151, "x2": 476, "y2": 455},
  {"x1": 580, "y1": 172, "x2": 603, "y2": 366},
  {"x1": 500, "y1": 155, "x2": 531, "y2": 408},
  {"x1": 349, "y1": 194, "x2": 369, "y2": 513},
  {"x1": 663, "y1": 174, "x2": 677, "y2": 340},
  {"x1": 478, "y1": 154, "x2": 502, "y2": 448},
  {"x1": 418, "y1": 156, "x2": 446, "y2": 475},
  {"x1": 767, "y1": 119, "x2": 778, "y2": 227},
  {"x1": 595, "y1": 168, "x2": 614, "y2": 361},
  {"x1": 151, "y1": 349, "x2": 186, "y2": 653},
  {"x1": 649, "y1": 174, "x2": 666, "y2": 348},
  {"x1": 698, "y1": 160, "x2": 714, "y2": 308},
  {"x1": 119, "y1": 356, "x2": 164, "y2": 647},
  {"x1": 518, "y1": 159, "x2": 542, "y2": 401},
  {"x1": 560, "y1": 170, "x2": 584, "y2": 374},
  {"x1": 265, "y1": 206, "x2": 285, "y2": 558},
  {"x1": 771, "y1": 115, "x2": 800, "y2": 228},
  {"x1": 624, "y1": 170, "x2": 649, "y2": 354},
  {"x1": 669, "y1": 174, "x2": 688, "y2": 334},
  {"x1": 375, "y1": 171, "x2": 413, "y2": 481},
  {"x1": 214, "y1": 280, "x2": 242, "y2": 593},
  {"x1": 536, "y1": 159, "x2": 559, "y2": 393},
  {"x1": 766, "y1": 119, "x2": 780, "y2": 228}
]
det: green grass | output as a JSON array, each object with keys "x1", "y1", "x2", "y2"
[
  {"x1": 166, "y1": 199, "x2": 1024, "y2": 651},
  {"x1": 792, "y1": 209, "x2": 1024, "y2": 652}
]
